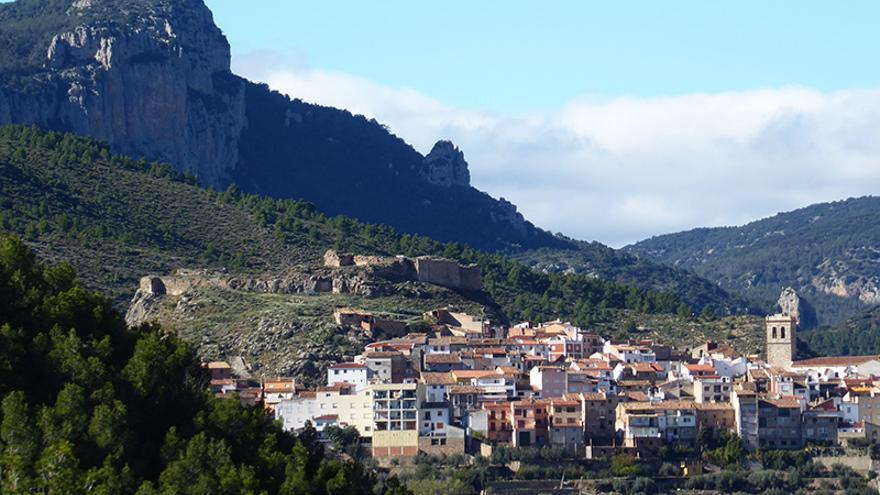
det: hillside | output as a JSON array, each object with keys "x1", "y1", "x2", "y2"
[
  {"x1": 0, "y1": 235, "x2": 393, "y2": 494},
  {"x1": 626, "y1": 196, "x2": 880, "y2": 326},
  {"x1": 0, "y1": 0, "x2": 752, "y2": 314},
  {"x1": 800, "y1": 305, "x2": 880, "y2": 358},
  {"x1": 0, "y1": 125, "x2": 770, "y2": 383}
]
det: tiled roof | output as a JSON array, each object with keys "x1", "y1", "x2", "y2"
[
  {"x1": 424, "y1": 353, "x2": 463, "y2": 364},
  {"x1": 792, "y1": 355, "x2": 880, "y2": 367},
  {"x1": 329, "y1": 362, "x2": 367, "y2": 369},
  {"x1": 421, "y1": 372, "x2": 456, "y2": 385}
]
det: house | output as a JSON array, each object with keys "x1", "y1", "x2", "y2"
[
  {"x1": 693, "y1": 376, "x2": 731, "y2": 403},
  {"x1": 421, "y1": 372, "x2": 455, "y2": 402},
  {"x1": 423, "y1": 352, "x2": 466, "y2": 372},
  {"x1": 843, "y1": 386, "x2": 880, "y2": 430},
  {"x1": 603, "y1": 342, "x2": 656, "y2": 364},
  {"x1": 365, "y1": 351, "x2": 409, "y2": 383},
  {"x1": 327, "y1": 362, "x2": 372, "y2": 388},
  {"x1": 205, "y1": 361, "x2": 232, "y2": 381},
  {"x1": 530, "y1": 366, "x2": 567, "y2": 398},
  {"x1": 581, "y1": 392, "x2": 618, "y2": 443},
  {"x1": 484, "y1": 402, "x2": 513, "y2": 444},
  {"x1": 449, "y1": 385, "x2": 482, "y2": 422},
  {"x1": 803, "y1": 399, "x2": 839, "y2": 445},
  {"x1": 371, "y1": 383, "x2": 421, "y2": 457},
  {"x1": 616, "y1": 401, "x2": 698, "y2": 449},
  {"x1": 511, "y1": 399, "x2": 551, "y2": 447},
  {"x1": 754, "y1": 398, "x2": 803, "y2": 450},
  {"x1": 263, "y1": 377, "x2": 297, "y2": 412},
  {"x1": 680, "y1": 363, "x2": 718, "y2": 381},
  {"x1": 548, "y1": 396, "x2": 584, "y2": 446},
  {"x1": 692, "y1": 402, "x2": 735, "y2": 436},
  {"x1": 275, "y1": 384, "x2": 374, "y2": 438},
  {"x1": 731, "y1": 384, "x2": 760, "y2": 451},
  {"x1": 791, "y1": 355, "x2": 880, "y2": 381}
]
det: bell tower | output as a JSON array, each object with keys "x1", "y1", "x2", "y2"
[{"x1": 766, "y1": 314, "x2": 797, "y2": 368}]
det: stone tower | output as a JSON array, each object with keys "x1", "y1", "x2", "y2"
[{"x1": 766, "y1": 314, "x2": 797, "y2": 368}]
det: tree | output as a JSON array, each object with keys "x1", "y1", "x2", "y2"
[{"x1": 700, "y1": 304, "x2": 717, "y2": 321}]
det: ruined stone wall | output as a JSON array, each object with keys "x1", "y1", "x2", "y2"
[
  {"x1": 323, "y1": 250, "x2": 354, "y2": 267},
  {"x1": 414, "y1": 257, "x2": 482, "y2": 291}
]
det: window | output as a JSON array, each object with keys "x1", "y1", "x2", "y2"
[
  {"x1": 780, "y1": 327, "x2": 786, "y2": 339},
  {"x1": 772, "y1": 327, "x2": 777, "y2": 339}
]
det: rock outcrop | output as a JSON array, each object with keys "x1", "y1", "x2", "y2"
[
  {"x1": 0, "y1": 0, "x2": 245, "y2": 188},
  {"x1": 777, "y1": 287, "x2": 818, "y2": 330},
  {"x1": 421, "y1": 140, "x2": 471, "y2": 187}
]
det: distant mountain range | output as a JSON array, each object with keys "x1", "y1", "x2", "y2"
[
  {"x1": 626, "y1": 196, "x2": 880, "y2": 326},
  {"x1": 0, "y1": 0, "x2": 749, "y2": 315}
]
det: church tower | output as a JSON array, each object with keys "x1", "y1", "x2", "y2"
[{"x1": 766, "y1": 314, "x2": 797, "y2": 368}]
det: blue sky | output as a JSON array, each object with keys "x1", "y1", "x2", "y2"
[
  {"x1": 207, "y1": 1, "x2": 879, "y2": 112},
  {"x1": 203, "y1": 3, "x2": 880, "y2": 246}
]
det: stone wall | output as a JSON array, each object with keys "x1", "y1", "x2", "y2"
[
  {"x1": 418, "y1": 436, "x2": 465, "y2": 456},
  {"x1": 813, "y1": 453, "x2": 874, "y2": 474},
  {"x1": 414, "y1": 257, "x2": 482, "y2": 292}
]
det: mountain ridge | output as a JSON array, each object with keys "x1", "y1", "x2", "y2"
[
  {"x1": 0, "y1": 0, "x2": 751, "y2": 314},
  {"x1": 626, "y1": 195, "x2": 880, "y2": 325}
]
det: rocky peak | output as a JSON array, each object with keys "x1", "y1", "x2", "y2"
[
  {"x1": 421, "y1": 140, "x2": 471, "y2": 187},
  {"x1": 776, "y1": 287, "x2": 817, "y2": 330}
]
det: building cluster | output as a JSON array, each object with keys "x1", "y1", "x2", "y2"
[{"x1": 206, "y1": 309, "x2": 880, "y2": 459}]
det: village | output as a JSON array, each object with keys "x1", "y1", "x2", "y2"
[{"x1": 204, "y1": 302, "x2": 880, "y2": 465}]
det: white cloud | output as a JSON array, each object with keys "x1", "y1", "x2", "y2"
[{"x1": 233, "y1": 54, "x2": 880, "y2": 247}]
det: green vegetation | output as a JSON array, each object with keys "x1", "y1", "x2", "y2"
[
  {"x1": 627, "y1": 196, "x2": 880, "y2": 326},
  {"x1": 1, "y1": 125, "x2": 690, "y2": 325},
  {"x1": 0, "y1": 234, "x2": 406, "y2": 494},
  {"x1": 0, "y1": 124, "x2": 772, "y2": 381},
  {"x1": 800, "y1": 305, "x2": 880, "y2": 357},
  {"x1": 392, "y1": 446, "x2": 874, "y2": 495},
  {"x1": 142, "y1": 283, "x2": 488, "y2": 385}
]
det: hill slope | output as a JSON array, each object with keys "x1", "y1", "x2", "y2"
[
  {"x1": 626, "y1": 196, "x2": 880, "y2": 326},
  {"x1": 0, "y1": 126, "x2": 772, "y2": 379},
  {"x1": 0, "y1": 234, "x2": 391, "y2": 494},
  {"x1": 0, "y1": 0, "x2": 752, "y2": 314}
]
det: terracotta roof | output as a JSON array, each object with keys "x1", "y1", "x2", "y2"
[
  {"x1": 631, "y1": 362, "x2": 664, "y2": 372},
  {"x1": 792, "y1": 355, "x2": 880, "y2": 367},
  {"x1": 580, "y1": 392, "x2": 608, "y2": 401},
  {"x1": 424, "y1": 353, "x2": 462, "y2": 364},
  {"x1": 448, "y1": 385, "x2": 483, "y2": 394},
  {"x1": 314, "y1": 414, "x2": 339, "y2": 421},
  {"x1": 684, "y1": 363, "x2": 717, "y2": 372},
  {"x1": 625, "y1": 391, "x2": 649, "y2": 402},
  {"x1": 421, "y1": 372, "x2": 456, "y2": 385},
  {"x1": 453, "y1": 370, "x2": 499, "y2": 380},
  {"x1": 763, "y1": 398, "x2": 801, "y2": 409},
  {"x1": 329, "y1": 362, "x2": 368, "y2": 369},
  {"x1": 365, "y1": 351, "x2": 403, "y2": 358}
]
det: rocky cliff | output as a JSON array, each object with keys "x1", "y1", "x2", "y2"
[
  {"x1": 0, "y1": 0, "x2": 245, "y2": 187},
  {"x1": 0, "y1": 0, "x2": 560, "y2": 252},
  {"x1": 421, "y1": 140, "x2": 471, "y2": 187}
]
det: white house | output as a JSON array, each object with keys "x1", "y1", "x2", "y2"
[{"x1": 327, "y1": 362, "x2": 372, "y2": 388}]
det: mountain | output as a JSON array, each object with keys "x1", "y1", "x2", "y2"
[
  {"x1": 800, "y1": 305, "x2": 880, "y2": 358},
  {"x1": 0, "y1": 0, "x2": 753, "y2": 315},
  {"x1": 0, "y1": 0, "x2": 559, "y2": 252},
  {"x1": 0, "y1": 125, "x2": 764, "y2": 381},
  {"x1": 626, "y1": 196, "x2": 880, "y2": 326}
]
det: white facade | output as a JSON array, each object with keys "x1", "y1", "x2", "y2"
[
  {"x1": 327, "y1": 364, "x2": 371, "y2": 388},
  {"x1": 275, "y1": 386, "x2": 375, "y2": 438}
]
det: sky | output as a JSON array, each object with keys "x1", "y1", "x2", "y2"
[{"x1": 206, "y1": 1, "x2": 880, "y2": 247}]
